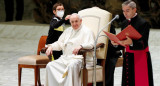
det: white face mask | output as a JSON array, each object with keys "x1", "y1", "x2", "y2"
[{"x1": 56, "y1": 10, "x2": 64, "y2": 18}]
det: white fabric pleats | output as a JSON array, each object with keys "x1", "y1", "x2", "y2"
[{"x1": 45, "y1": 25, "x2": 95, "y2": 86}]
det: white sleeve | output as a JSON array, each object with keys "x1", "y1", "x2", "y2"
[
  {"x1": 49, "y1": 29, "x2": 67, "y2": 51},
  {"x1": 81, "y1": 30, "x2": 95, "y2": 49}
]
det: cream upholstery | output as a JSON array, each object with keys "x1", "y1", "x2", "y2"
[
  {"x1": 18, "y1": 55, "x2": 49, "y2": 65},
  {"x1": 18, "y1": 35, "x2": 49, "y2": 86},
  {"x1": 78, "y1": 7, "x2": 112, "y2": 59},
  {"x1": 87, "y1": 65, "x2": 103, "y2": 82},
  {"x1": 78, "y1": 7, "x2": 112, "y2": 86}
]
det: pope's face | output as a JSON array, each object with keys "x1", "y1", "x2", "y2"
[
  {"x1": 70, "y1": 15, "x2": 82, "y2": 30},
  {"x1": 122, "y1": 5, "x2": 136, "y2": 19}
]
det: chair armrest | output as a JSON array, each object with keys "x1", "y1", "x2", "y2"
[
  {"x1": 78, "y1": 43, "x2": 105, "y2": 68},
  {"x1": 96, "y1": 43, "x2": 105, "y2": 49},
  {"x1": 41, "y1": 47, "x2": 53, "y2": 61},
  {"x1": 41, "y1": 47, "x2": 48, "y2": 54},
  {"x1": 78, "y1": 43, "x2": 105, "y2": 54},
  {"x1": 41, "y1": 43, "x2": 105, "y2": 63},
  {"x1": 41, "y1": 43, "x2": 104, "y2": 54}
]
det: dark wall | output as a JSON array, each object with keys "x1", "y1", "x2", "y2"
[
  {"x1": 0, "y1": 0, "x2": 35, "y2": 22},
  {"x1": 0, "y1": 0, "x2": 159, "y2": 28},
  {"x1": 33, "y1": 0, "x2": 159, "y2": 28}
]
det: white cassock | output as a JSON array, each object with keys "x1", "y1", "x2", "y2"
[{"x1": 45, "y1": 24, "x2": 95, "y2": 86}]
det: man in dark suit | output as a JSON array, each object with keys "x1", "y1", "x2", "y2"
[
  {"x1": 105, "y1": 25, "x2": 121, "y2": 86},
  {"x1": 97, "y1": 24, "x2": 121, "y2": 86},
  {"x1": 112, "y1": 0, "x2": 154, "y2": 86}
]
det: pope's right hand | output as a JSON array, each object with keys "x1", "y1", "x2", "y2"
[{"x1": 45, "y1": 46, "x2": 53, "y2": 56}]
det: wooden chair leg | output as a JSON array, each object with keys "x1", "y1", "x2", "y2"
[
  {"x1": 103, "y1": 68, "x2": 105, "y2": 86},
  {"x1": 38, "y1": 68, "x2": 42, "y2": 86},
  {"x1": 34, "y1": 66, "x2": 38, "y2": 86},
  {"x1": 103, "y1": 78, "x2": 105, "y2": 86},
  {"x1": 83, "y1": 68, "x2": 88, "y2": 86},
  {"x1": 18, "y1": 65, "x2": 22, "y2": 86}
]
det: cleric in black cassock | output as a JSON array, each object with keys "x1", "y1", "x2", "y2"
[
  {"x1": 112, "y1": 0, "x2": 154, "y2": 86},
  {"x1": 121, "y1": 13, "x2": 154, "y2": 86}
]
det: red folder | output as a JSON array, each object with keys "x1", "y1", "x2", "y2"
[
  {"x1": 103, "y1": 25, "x2": 142, "y2": 47},
  {"x1": 103, "y1": 31, "x2": 125, "y2": 47},
  {"x1": 116, "y1": 25, "x2": 142, "y2": 40}
]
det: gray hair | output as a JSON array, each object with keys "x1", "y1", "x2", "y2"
[
  {"x1": 122, "y1": 0, "x2": 136, "y2": 9},
  {"x1": 70, "y1": 13, "x2": 82, "y2": 20}
]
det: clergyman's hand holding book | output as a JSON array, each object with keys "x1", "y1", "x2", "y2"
[{"x1": 103, "y1": 25, "x2": 142, "y2": 47}]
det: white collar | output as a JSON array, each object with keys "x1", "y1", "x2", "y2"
[
  {"x1": 128, "y1": 13, "x2": 137, "y2": 21},
  {"x1": 73, "y1": 24, "x2": 82, "y2": 32}
]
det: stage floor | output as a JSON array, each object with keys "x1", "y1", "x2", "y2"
[{"x1": 0, "y1": 20, "x2": 160, "y2": 86}]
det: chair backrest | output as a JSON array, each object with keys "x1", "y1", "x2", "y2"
[
  {"x1": 78, "y1": 7, "x2": 112, "y2": 59},
  {"x1": 37, "y1": 35, "x2": 47, "y2": 55}
]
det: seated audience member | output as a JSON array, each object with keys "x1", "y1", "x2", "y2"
[{"x1": 45, "y1": 13, "x2": 95, "y2": 86}]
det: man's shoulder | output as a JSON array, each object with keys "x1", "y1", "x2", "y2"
[
  {"x1": 82, "y1": 25, "x2": 92, "y2": 32},
  {"x1": 135, "y1": 15, "x2": 150, "y2": 27},
  {"x1": 81, "y1": 25, "x2": 95, "y2": 37}
]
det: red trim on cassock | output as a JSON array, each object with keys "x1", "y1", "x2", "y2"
[{"x1": 126, "y1": 46, "x2": 149, "y2": 86}]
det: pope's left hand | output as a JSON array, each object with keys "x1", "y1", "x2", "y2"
[
  {"x1": 121, "y1": 36, "x2": 133, "y2": 46},
  {"x1": 72, "y1": 46, "x2": 83, "y2": 55}
]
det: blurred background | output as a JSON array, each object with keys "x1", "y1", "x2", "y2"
[
  {"x1": 0, "y1": 0, "x2": 159, "y2": 86},
  {"x1": 0, "y1": 0, "x2": 159, "y2": 28}
]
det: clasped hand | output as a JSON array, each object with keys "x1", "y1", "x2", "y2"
[{"x1": 111, "y1": 36, "x2": 133, "y2": 46}]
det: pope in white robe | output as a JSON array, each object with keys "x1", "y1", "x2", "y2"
[{"x1": 45, "y1": 13, "x2": 95, "y2": 86}]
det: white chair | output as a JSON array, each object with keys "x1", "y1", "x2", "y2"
[{"x1": 78, "y1": 7, "x2": 112, "y2": 86}]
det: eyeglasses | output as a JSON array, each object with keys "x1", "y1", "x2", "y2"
[{"x1": 56, "y1": 9, "x2": 64, "y2": 11}]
